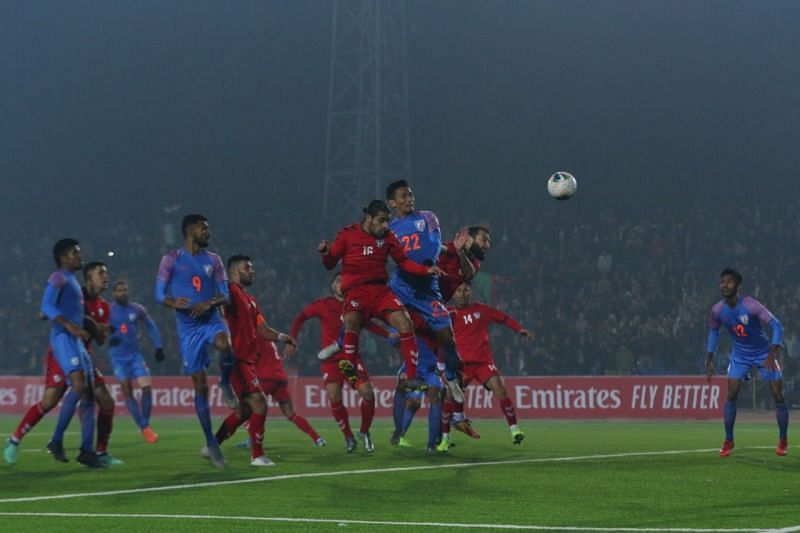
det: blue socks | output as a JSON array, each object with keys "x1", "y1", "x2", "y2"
[
  {"x1": 427, "y1": 402, "x2": 442, "y2": 449},
  {"x1": 141, "y1": 389, "x2": 153, "y2": 427},
  {"x1": 78, "y1": 400, "x2": 96, "y2": 452},
  {"x1": 194, "y1": 393, "x2": 215, "y2": 446},
  {"x1": 52, "y1": 389, "x2": 80, "y2": 443},
  {"x1": 392, "y1": 390, "x2": 407, "y2": 434},
  {"x1": 442, "y1": 344, "x2": 460, "y2": 381},
  {"x1": 723, "y1": 401, "x2": 737, "y2": 441},
  {"x1": 401, "y1": 406, "x2": 416, "y2": 434},
  {"x1": 125, "y1": 397, "x2": 145, "y2": 429},
  {"x1": 776, "y1": 402, "x2": 789, "y2": 439}
]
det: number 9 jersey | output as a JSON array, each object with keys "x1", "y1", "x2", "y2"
[
  {"x1": 707, "y1": 296, "x2": 782, "y2": 359},
  {"x1": 155, "y1": 248, "x2": 229, "y2": 326}
]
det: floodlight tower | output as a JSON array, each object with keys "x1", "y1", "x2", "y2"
[{"x1": 323, "y1": 0, "x2": 412, "y2": 224}]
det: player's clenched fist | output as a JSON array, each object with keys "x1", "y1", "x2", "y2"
[{"x1": 318, "y1": 240, "x2": 330, "y2": 254}]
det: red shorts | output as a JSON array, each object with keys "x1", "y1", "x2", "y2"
[
  {"x1": 461, "y1": 361, "x2": 500, "y2": 387},
  {"x1": 44, "y1": 349, "x2": 105, "y2": 388},
  {"x1": 259, "y1": 379, "x2": 291, "y2": 403},
  {"x1": 321, "y1": 357, "x2": 370, "y2": 388},
  {"x1": 231, "y1": 361, "x2": 261, "y2": 398},
  {"x1": 343, "y1": 284, "x2": 406, "y2": 322}
]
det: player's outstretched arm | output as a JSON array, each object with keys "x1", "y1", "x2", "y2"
[{"x1": 257, "y1": 314, "x2": 297, "y2": 349}]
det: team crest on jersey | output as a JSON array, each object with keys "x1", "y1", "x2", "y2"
[
  {"x1": 204, "y1": 264, "x2": 213, "y2": 276},
  {"x1": 473, "y1": 312, "x2": 481, "y2": 319},
  {"x1": 53, "y1": 374, "x2": 62, "y2": 384},
  {"x1": 129, "y1": 313, "x2": 137, "y2": 322},
  {"x1": 376, "y1": 239, "x2": 384, "y2": 248},
  {"x1": 415, "y1": 219, "x2": 426, "y2": 232},
  {"x1": 739, "y1": 314, "x2": 749, "y2": 325},
  {"x1": 97, "y1": 308, "x2": 104, "y2": 317},
  {"x1": 350, "y1": 300, "x2": 359, "y2": 308}
]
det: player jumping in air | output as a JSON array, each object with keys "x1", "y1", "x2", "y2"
[
  {"x1": 706, "y1": 268, "x2": 788, "y2": 457},
  {"x1": 385, "y1": 180, "x2": 466, "y2": 402},
  {"x1": 108, "y1": 280, "x2": 164, "y2": 444},
  {"x1": 318, "y1": 200, "x2": 444, "y2": 398},
  {"x1": 286, "y1": 272, "x2": 376, "y2": 453},
  {"x1": 155, "y1": 214, "x2": 238, "y2": 468}
]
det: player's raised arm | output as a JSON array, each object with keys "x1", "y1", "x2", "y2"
[
  {"x1": 485, "y1": 304, "x2": 533, "y2": 340},
  {"x1": 452, "y1": 227, "x2": 477, "y2": 280}
]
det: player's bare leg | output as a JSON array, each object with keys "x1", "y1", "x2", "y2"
[
  {"x1": 213, "y1": 332, "x2": 238, "y2": 409},
  {"x1": 5, "y1": 387, "x2": 64, "y2": 465},
  {"x1": 326, "y1": 382, "x2": 357, "y2": 452},
  {"x1": 720, "y1": 378, "x2": 742, "y2": 457},
  {"x1": 385, "y1": 310, "x2": 427, "y2": 391},
  {"x1": 485, "y1": 375, "x2": 524, "y2": 444},
  {"x1": 434, "y1": 326, "x2": 465, "y2": 403},
  {"x1": 768, "y1": 379, "x2": 789, "y2": 455},
  {"x1": 278, "y1": 400, "x2": 325, "y2": 447}
]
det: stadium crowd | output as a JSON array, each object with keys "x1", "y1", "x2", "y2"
[{"x1": 1, "y1": 203, "x2": 798, "y2": 398}]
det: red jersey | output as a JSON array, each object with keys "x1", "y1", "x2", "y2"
[
  {"x1": 437, "y1": 241, "x2": 480, "y2": 302},
  {"x1": 450, "y1": 303, "x2": 523, "y2": 364},
  {"x1": 322, "y1": 223, "x2": 429, "y2": 293},
  {"x1": 256, "y1": 336, "x2": 288, "y2": 381},
  {"x1": 224, "y1": 283, "x2": 261, "y2": 363},
  {"x1": 290, "y1": 296, "x2": 343, "y2": 348},
  {"x1": 83, "y1": 289, "x2": 110, "y2": 351}
]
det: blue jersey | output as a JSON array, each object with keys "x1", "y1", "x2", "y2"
[
  {"x1": 389, "y1": 210, "x2": 442, "y2": 297},
  {"x1": 109, "y1": 302, "x2": 162, "y2": 357},
  {"x1": 40, "y1": 269, "x2": 84, "y2": 335},
  {"x1": 707, "y1": 296, "x2": 783, "y2": 358},
  {"x1": 155, "y1": 247, "x2": 229, "y2": 327}
]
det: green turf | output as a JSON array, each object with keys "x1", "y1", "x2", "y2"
[{"x1": 0, "y1": 414, "x2": 798, "y2": 532}]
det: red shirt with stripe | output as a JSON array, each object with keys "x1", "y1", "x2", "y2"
[
  {"x1": 449, "y1": 303, "x2": 523, "y2": 364},
  {"x1": 321, "y1": 223, "x2": 430, "y2": 294},
  {"x1": 83, "y1": 289, "x2": 110, "y2": 352},
  {"x1": 224, "y1": 283, "x2": 261, "y2": 364},
  {"x1": 437, "y1": 241, "x2": 481, "y2": 302}
]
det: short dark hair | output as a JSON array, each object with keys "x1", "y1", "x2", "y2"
[
  {"x1": 362, "y1": 199, "x2": 391, "y2": 218},
  {"x1": 112, "y1": 280, "x2": 127, "y2": 290},
  {"x1": 182, "y1": 214, "x2": 208, "y2": 236},
  {"x1": 468, "y1": 225, "x2": 491, "y2": 237},
  {"x1": 83, "y1": 261, "x2": 107, "y2": 280},
  {"x1": 385, "y1": 180, "x2": 409, "y2": 200},
  {"x1": 227, "y1": 254, "x2": 251, "y2": 270},
  {"x1": 720, "y1": 268, "x2": 743, "y2": 285},
  {"x1": 52, "y1": 238, "x2": 79, "y2": 267}
]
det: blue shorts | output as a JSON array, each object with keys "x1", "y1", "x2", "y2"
[
  {"x1": 398, "y1": 336, "x2": 442, "y2": 396},
  {"x1": 727, "y1": 352, "x2": 782, "y2": 382},
  {"x1": 176, "y1": 314, "x2": 229, "y2": 374},
  {"x1": 50, "y1": 331, "x2": 94, "y2": 384},
  {"x1": 389, "y1": 278, "x2": 452, "y2": 331},
  {"x1": 111, "y1": 351, "x2": 151, "y2": 381}
]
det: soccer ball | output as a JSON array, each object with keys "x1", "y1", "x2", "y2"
[{"x1": 547, "y1": 171, "x2": 577, "y2": 200}]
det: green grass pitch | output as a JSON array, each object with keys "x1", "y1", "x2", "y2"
[{"x1": 0, "y1": 414, "x2": 798, "y2": 532}]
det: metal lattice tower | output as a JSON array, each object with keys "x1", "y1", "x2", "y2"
[{"x1": 323, "y1": 0, "x2": 412, "y2": 224}]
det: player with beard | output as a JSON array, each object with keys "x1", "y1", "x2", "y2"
[
  {"x1": 155, "y1": 214, "x2": 238, "y2": 469},
  {"x1": 108, "y1": 281, "x2": 164, "y2": 443}
]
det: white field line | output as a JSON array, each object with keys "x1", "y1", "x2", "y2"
[
  {"x1": 0, "y1": 511, "x2": 791, "y2": 532},
  {"x1": 0, "y1": 447, "x2": 778, "y2": 504}
]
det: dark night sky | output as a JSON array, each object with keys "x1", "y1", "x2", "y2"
[{"x1": 2, "y1": 0, "x2": 799, "y2": 230}]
